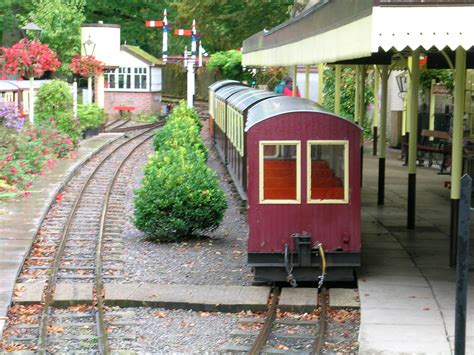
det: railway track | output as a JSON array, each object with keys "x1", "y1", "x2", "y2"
[
  {"x1": 103, "y1": 119, "x2": 130, "y2": 132},
  {"x1": 107, "y1": 121, "x2": 162, "y2": 133},
  {"x1": 222, "y1": 288, "x2": 327, "y2": 355},
  {"x1": 1, "y1": 124, "x2": 162, "y2": 353}
]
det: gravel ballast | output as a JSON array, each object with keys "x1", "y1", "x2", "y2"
[{"x1": 115, "y1": 117, "x2": 252, "y2": 286}]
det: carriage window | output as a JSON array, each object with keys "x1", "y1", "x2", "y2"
[
  {"x1": 308, "y1": 141, "x2": 348, "y2": 203},
  {"x1": 260, "y1": 141, "x2": 301, "y2": 204}
]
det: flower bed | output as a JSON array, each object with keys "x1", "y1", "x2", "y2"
[{"x1": 0, "y1": 103, "x2": 76, "y2": 200}]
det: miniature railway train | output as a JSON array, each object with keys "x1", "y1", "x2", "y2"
[{"x1": 209, "y1": 80, "x2": 361, "y2": 284}]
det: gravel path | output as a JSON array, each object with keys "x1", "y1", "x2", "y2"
[{"x1": 114, "y1": 117, "x2": 252, "y2": 286}]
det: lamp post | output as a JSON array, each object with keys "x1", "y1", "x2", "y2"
[
  {"x1": 396, "y1": 72, "x2": 408, "y2": 95},
  {"x1": 83, "y1": 36, "x2": 96, "y2": 104},
  {"x1": 21, "y1": 22, "x2": 42, "y2": 39},
  {"x1": 21, "y1": 22, "x2": 43, "y2": 123}
]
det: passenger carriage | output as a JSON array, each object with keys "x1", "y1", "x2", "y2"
[{"x1": 209, "y1": 83, "x2": 361, "y2": 283}]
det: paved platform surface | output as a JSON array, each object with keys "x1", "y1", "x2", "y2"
[
  {"x1": 359, "y1": 148, "x2": 474, "y2": 354},
  {"x1": 0, "y1": 133, "x2": 122, "y2": 335}
]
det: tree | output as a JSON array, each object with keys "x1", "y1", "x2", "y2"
[
  {"x1": 83, "y1": 0, "x2": 188, "y2": 59},
  {"x1": 0, "y1": 0, "x2": 35, "y2": 46},
  {"x1": 206, "y1": 50, "x2": 246, "y2": 81},
  {"x1": 170, "y1": 0, "x2": 291, "y2": 53},
  {"x1": 19, "y1": 0, "x2": 85, "y2": 75}
]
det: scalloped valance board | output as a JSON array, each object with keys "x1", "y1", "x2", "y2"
[{"x1": 242, "y1": 5, "x2": 474, "y2": 67}]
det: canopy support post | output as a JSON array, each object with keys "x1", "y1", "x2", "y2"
[
  {"x1": 450, "y1": 46, "x2": 466, "y2": 267},
  {"x1": 305, "y1": 65, "x2": 310, "y2": 99},
  {"x1": 292, "y1": 65, "x2": 298, "y2": 97},
  {"x1": 318, "y1": 63, "x2": 324, "y2": 105},
  {"x1": 373, "y1": 66, "x2": 380, "y2": 155},
  {"x1": 378, "y1": 65, "x2": 388, "y2": 206},
  {"x1": 407, "y1": 49, "x2": 420, "y2": 230}
]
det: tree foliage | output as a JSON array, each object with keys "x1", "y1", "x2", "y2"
[
  {"x1": 18, "y1": 0, "x2": 85, "y2": 75},
  {"x1": 323, "y1": 67, "x2": 374, "y2": 136},
  {"x1": 169, "y1": 0, "x2": 291, "y2": 53},
  {"x1": 2, "y1": 0, "x2": 290, "y2": 62},
  {"x1": 83, "y1": 0, "x2": 188, "y2": 59},
  {"x1": 206, "y1": 50, "x2": 247, "y2": 81}
]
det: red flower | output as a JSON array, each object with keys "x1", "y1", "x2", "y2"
[
  {"x1": 56, "y1": 193, "x2": 63, "y2": 201},
  {"x1": 10, "y1": 167, "x2": 18, "y2": 174},
  {"x1": 69, "y1": 54, "x2": 105, "y2": 78},
  {"x1": 0, "y1": 38, "x2": 61, "y2": 79}
]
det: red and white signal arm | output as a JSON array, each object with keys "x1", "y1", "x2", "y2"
[{"x1": 145, "y1": 21, "x2": 164, "y2": 28}]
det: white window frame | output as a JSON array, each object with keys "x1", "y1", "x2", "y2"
[
  {"x1": 105, "y1": 66, "x2": 149, "y2": 92},
  {"x1": 307, "y1": 140, "x2": 349, "y2": 204},
  {"x1": 259, "y1": 140, "x2": 301, "y2": 204}
]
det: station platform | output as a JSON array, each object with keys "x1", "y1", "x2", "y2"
[{"x1": 359, "y1": 148, "x2": 474, "y2": 354}]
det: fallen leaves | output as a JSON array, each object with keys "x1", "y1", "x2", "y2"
[
  {"x1": 47, "y1": 325, "x2": 64, "y2": 334},
  {"x1": 67, "y1": 304, "x2": 92, "y2": 313},
  {"x1": 153, "y1": 311, "x2": 167, "y2": 318},
  {"x1": 328, "y1": 309, "x2": 360, "y2": 324}
]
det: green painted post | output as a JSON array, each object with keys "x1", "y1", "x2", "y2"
[
  {"x1": 354, "y1": 65, "x2": 360, "y2": 124},
  {"x1": 403, "y1": 58, "x2": 412, "y2": 166},
  {"x1": 407, "y1": 49, "x2": 420, "y2": 230},
  {"x1": 335, "y1": 65, "x2": 341, "y2": 115},
  {"x1": 305, "y1": 65, "x2": 310, "y2": 99},
  {"x1": 450, "y1": 46, "x2": 467, "y2": 267},
  {"x1": 292, "y1": 65, "x2": 297, "y2": 97},
  {"x1": 378, "y1": 65, "x2": 389, "y2": 205},
  {"x1": 359, "y1": 65, "x2": 366, "y2": 127},
  {"x1": 318, "y1": 63, "x2": 324, "y2": 105},
  {"x1": 373, "y1": 66, "x2": 380, "y2": 155},
  {"x1": 429, "y1": 79, "x2": 436, "y2": 141}
]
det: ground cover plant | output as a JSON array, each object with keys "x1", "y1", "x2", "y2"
[
  {"x1": 0, "y1": 102, "x2": 76, "y2": 200},
  {"x1": 134, "y1": 102, "x2": 227, "y2": 241}
]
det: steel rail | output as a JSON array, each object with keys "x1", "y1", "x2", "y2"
[
  {"x1": 109, "y1": 121, "x2": 162, "y2": 133},
  {"x1": 105, "y1": 119, "x2": 130, "y2": 131},
  {"x1": 312, "y1": 288, "x2": 328, "y2": 354},
  {"x1": 103, "y1": 118, "x2": 121, "y2": 130},
  {"x1": 37, "y1": 124, "x2": 162, "y2": 354},
  {"x1": 95, "y1": 132, "x2": 156, "y2": 353},
  {"x1": 249, "y1": 287, "x2": 281, "y2": 355}
]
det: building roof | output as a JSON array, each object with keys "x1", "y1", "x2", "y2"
[
  {"x1": 121, "y1": 45, "x2": 163, "y2": 66},
  {"x1": 242, "y1": 0, "x2": 474, "y2": 68}
]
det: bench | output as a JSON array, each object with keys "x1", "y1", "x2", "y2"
[{"x1": 403, "y1": 129, "x2": 451, "y2": 174}]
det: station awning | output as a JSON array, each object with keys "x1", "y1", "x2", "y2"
[{"x1": 242, "y1": 0, "x2": 474, "y2": 67}]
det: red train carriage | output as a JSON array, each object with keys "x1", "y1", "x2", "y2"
[
  {"x1": 209, "y1": 83, "x2": 361, "y2": 283},
  {"x1": 246, "y1": 96, "x2": 361, "y2": 283}
]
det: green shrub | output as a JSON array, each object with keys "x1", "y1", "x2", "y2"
[
  {"x1": 78, "y1": 103, "x2": 105, "y2": 130},
  {"x1": 35, "y1": 80, "x2": 79, "y2": 140},
  {"x1": 134, "y1": 147, "x2": 227, "y2": 241},
  {"x1": 135, "y1": 112, "x2": 158, "y2": 123},
  {"x1": 168, "y1": 101, "x2": 202, "y2": 130},
  {"x1": 153, "y1": 117, "x2": 207, "y2": 160},
  {"x1": 153, "y1": 101, "x2": 207, "y2": 159}
]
